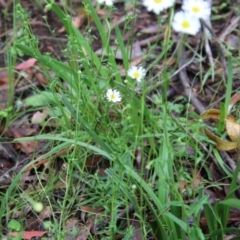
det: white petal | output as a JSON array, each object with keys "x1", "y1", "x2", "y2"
[
  {"x1": 172, "y1": 11, "x2": 201, "y2": 35},
  {"x1": 142, "y1": 0, "x2": 175, "y2": 14},
  {"x1": 105, "y1": 0, "x2": 113, "y2": 6},
  {"x1": 182, "y1": 0, "x2": 211, "y2": 19}
]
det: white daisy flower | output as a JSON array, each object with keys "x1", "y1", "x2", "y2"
[
  {"x1": 106, "y1": 89, "x2": 122, "y2": 103},
  {"x1": 182, "y1": 0, "x2": 211, "y2": 20},
  {"x1": 142, "y1": 0, "x2": 175, "y2": 14},
  {"x1": 97, "y1": 0, "x2": 113, "y2": 6},
  {"x1": 172, "y1": 11, "x2": 201, "y2": 35},
  {"x1": 127, "y1": 66, "x2": 146, "y2": 82}
]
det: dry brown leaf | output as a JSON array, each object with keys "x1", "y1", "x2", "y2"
[
  {"x1": 65, "y1": 218, "x2": 80, "y2": 240},
  {"x1": 80, "y1": 206, "x2": 104, "y2": 214},
  {"x1": 20, "y1": 172, "x2": 39, "y2": 187},
  {"x1": 57, "y1": 19, "x2": 79, "y2": 33},
  {"x1": 204, "y1": 124, "x2": 239, "y2": 151},
  {"x1": 192, "y1": 171, "x2": 201, "y2": 189},
  {"x1": 214, "y1": 68, "x2": 224, "y2": 75},
  {"x1": 66, "y1": 218, "x2": 79, "y2": 230},
  {"x1": 0, "y1": 69, "x2": 8, "y2": 85},
  {"x1": 58, "y1": 13, "x2": 87, "y2": 33},
  {"x1": 163, "y1": 57, "x2": 176, "y2": 66},
  {"x1": 228, "y1": 93, "x2": 240, "y2": 113},
  {"x1": 75, "y1": 222, "x2": 93, "y2": 240},
  {"x1": 12, "y1": 130, "x2": 38, "y2": 154},
  {"x1": 31, "y1": 108, "x2": 49, "y2": 124},
  {"x1": 201, "y1": 109, "x2": 240, "y2": 151},
  {"x1": 35, "y1": 72, "x2": 49, "y2": 85},
  {"x1": 77, "y1": 8, "x2": 93, "y2": 21},
  {"x1": 226, "y1": 118, "x2": 240, "y2": 142},
  {"x1": 226, "y1": 34, "x2": 240, "y2": 51},
  {"x1": 54, "y1": 179, "x2": 67, "y2": 189},
  {"x1": 38, "y1": 206, "x2": 52, "y2": 221},
  {"x1": 131, "y1": 219, "x2": 143, "y2": 240},
  {"x1": 201, "y1": 109, "x2": 222, "y2": 121},
  {"x1": 9, "y1": 231, "x2": 46, "y2": 239},
  {"x1": 15, "y1": 58, "x2": 37, "y2": 70}
]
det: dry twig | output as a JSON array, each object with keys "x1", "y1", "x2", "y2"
[{"x1": 178, "y1": 45, "x2": 206, "y2": 114}]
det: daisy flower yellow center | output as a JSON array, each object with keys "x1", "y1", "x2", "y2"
[
  {"x1": 172, "y1": 11, "x2": 201, "y2": 35},
  {"x1": 181, "y1": 21, "x2": 190, "y2": 29},
  {"x1": 154, "y1": 0, "x2": 162, "y2": 3},
  {"x1": 192, "y1": 6, "x2": 200, "y2": 13},
  {"x1": 133, "y1": 72, "x2": 140, "y2": 79},
  {"x1": 110, "y1": 94, "x2": 116, "y2": 100},
  {"x1": 127, "y1": 66, "x2": 146, "y2": 82},
  {"x1": 106, "y1": 88, "x2": 121, "y2": 102}
]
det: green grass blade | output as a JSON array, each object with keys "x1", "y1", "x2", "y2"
[
  {"x1": 213, "y1": 149, "x2": 232, "y2": 177},
  {"x1": 219, "y1": 198, "x2": 240, "y2": 209},
  {"x1": 115, "y1": 26, "x2": 129, "y2": 70},
  {"x1": 15, "y1": 44, "x2": 81, "y2": 89},
  {"x1": 15, "y1": 134, "x2": 112, "y2": 160},
  {"x1": 124, "y1": 165, "x2": 188, "y2": 234},
  {"x1": 217, "y1": 159, "x2": 240, "y2": 228},
  {"x1": 0, "y1": 141, "x2": 70, "y2": 233},
  {"x1": 203, "y1": 203, "x2": 218, "y2": 236},
  {"x1": 45, "y1": 0, "x2": 109, "y2": 79},
  {"x1": 225, "y1": 56, "x2": 233, "y2": 114},
  {"x1": 85, "y1": 0, "x2": 122, "y2": 82},
  {"x1": 60, "y1": 94, "x2": 113, "y2": 153}
]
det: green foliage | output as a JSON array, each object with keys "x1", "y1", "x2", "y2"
[
  {"x1": 0, "y1": 106, "x2": 13, "y2": 118},
  {"x1": 11, "y1": 1, "x2": 207, "y2": 238},
  {"x1": 24, "y1": 91, "x2": 56, "y2": 107},
  {"x1": 7, "y1": 219, "x2": 21, "y2": 231},
  {"x1": 1, "y1": 0, "x2": 238, "y2": 239}
]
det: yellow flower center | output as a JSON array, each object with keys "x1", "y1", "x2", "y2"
[
  {"x1": 154, "y1": 0, "x2": 162, "y2": 3},
  {"x1": 192, "y1": 6, "x2": 200, "y2": 13},
  {"x1": 181, "y1": 21, "x2": 190, "y2": 29},
  {"x1": 110, "y1": 94, "x2": 116, "y2": 100},
  {"x1": 133, "y1": 72, "x2": 140, "y2": 79}
]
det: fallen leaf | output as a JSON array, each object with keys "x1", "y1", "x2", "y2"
[
  {"x1": 15, "y1": 58, "x2": 37, "y2": 70},
  {"x1": 9, "y1": 231, "x2": 46, "y2": 239},
  {"x1": 75, "y1": 216, "x2": 95, "y2": 240},
  {"x1": 85, "y1": 155, "x2": 103, "y2": 168},
  {"x1": 226, "y1": 118, "x2": 240, "y2": 142},
  {"x1": 214, "y1": 67, "x2": 224, "y2": 75},
  {"x1": 201, "y1": 109, "x2": 240, "y2": 151},
  {"x1": 65, "y1": 218, "x2": 79, "y2": 240},
  {"x1": 6, "y1": 127, "x2": 37, "y2": 138},
  {"x1": 226, "y1": 34, "x2": 240, "y2": 51},
  {"x1": 35, "y1": 72, "x2": 49, "y2": 85},
  {"x1": 80, "y1": 206, "x2": 104, "y2": 214},
  {"x1": 163, "y1": 57, "x2": 176, "y2": 66},
  {"x1": 58, "y1": 15, "x2": 86, "y2": 33},
  {"x1": 132, "y1": 219, "x2": 143, "y2": 240},
  {"x1": 31, "y1": 108, "x2": 49, "y2": 124},
  {"x1": 0, "y1": 69, "x2": 8, "y2": 85},
  {"x1": 12, "y1": 130, "x2": 39, "y2": 154},
  {"x1": 228, "y1": 93, "x2": 240, "y2": 113},
  {"x1": 39, "y1": 206, "x2": 52, "y2": 222}
]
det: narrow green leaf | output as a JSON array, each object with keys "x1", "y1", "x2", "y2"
[{"x1": 219, "y1": 198, "x2": 240, "y2": 209}]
